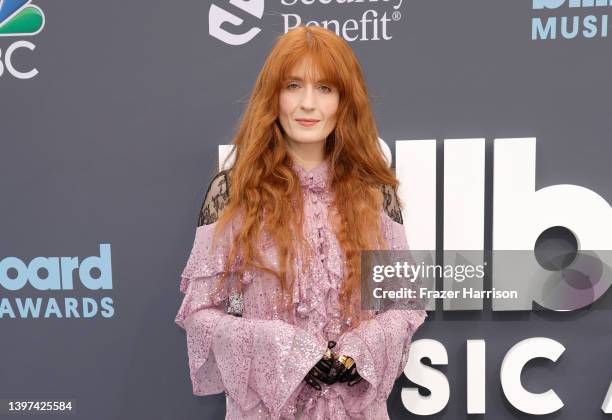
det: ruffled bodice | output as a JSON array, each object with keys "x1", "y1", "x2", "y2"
[{"x1": 290, "y1": 160, "x2": 347, "y2": 343}]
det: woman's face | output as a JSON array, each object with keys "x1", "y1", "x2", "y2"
[{"x1": 278, "y1": 58, "x2": 339, "y2": 148}]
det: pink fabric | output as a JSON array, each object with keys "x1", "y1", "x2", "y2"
[{"x1": 175, "y1": 160, "x2": 427, "y2": 419}]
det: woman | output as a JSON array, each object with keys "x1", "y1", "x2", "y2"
[{"x1": 175, "y1": 25, "x2": 427, "y2": 419}]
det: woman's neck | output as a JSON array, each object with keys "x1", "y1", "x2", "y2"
[{"x1": 286, "y1": 139, "x2": 325, "y2": 171}]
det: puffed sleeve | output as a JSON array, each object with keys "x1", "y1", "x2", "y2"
[
  {"x1": 335, "y1": 184, "x2": 427, "y2": 411},
  {"x1": 174, "y1": 171, "x2": 328, "y2": 419}
]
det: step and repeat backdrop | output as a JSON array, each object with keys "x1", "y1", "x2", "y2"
[{"x1": 1, "y1": 0, "x2": 612, "y2": 419}]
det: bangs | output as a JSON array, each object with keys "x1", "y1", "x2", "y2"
[{"x1": 279, "y1": 45, "x2": 345, "y2": 94}]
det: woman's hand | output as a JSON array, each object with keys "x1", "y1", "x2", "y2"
[
  {"x1": 332, "y1": 355, "x2": 362, "y2": 386},
  {"x1": 304, "y1": 341, "x2": 362, "y2": 389},
  {"x1": 304, "y1": 341, "x2": 337, "y2": 390}
]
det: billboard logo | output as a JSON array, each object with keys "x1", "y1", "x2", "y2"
[
  {"x1": 533, "y1": 0, "x2": 612, "y2": 8},
  {"x1": 0, "y1": 244, "x2": 116, "y2": 319},
  {"x1": 0, "y1": 0, "x2": 45, "y2": 79},
  {"x1": 209, "y1": 0, "x2": 264, "y2": 46},
  {"x1": 531, "y1": 0, "x2": 610, "y2": 40}
]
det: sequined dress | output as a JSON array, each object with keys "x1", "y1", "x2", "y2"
[{"x1": 174, "y1": 160, "x2": 427, "y2": 419}]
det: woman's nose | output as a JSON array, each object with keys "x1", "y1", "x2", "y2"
[{"x1": 300, "y1": 86, "x2": 316, "y2": 110}]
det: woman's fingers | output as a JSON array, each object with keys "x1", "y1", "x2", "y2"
[
  {"x1": 347, "y1": 375, "x2": 362, "y2": 386},
  {"x1": 330, "y1": 359, "x2": 347, "y2": 383},
  {"x1": 305, "y1": 357, "x2": 362, "y2": 389},
  {"x1": 313, "y1": 365, "x2": 330, "y2": 381},
  {"x1": 305, "y1": 372, "x2": 322, "y2": 390},
  {"x1": 307, "y1": 356, "x2": 337, "y2": 387},
  {"x1": 317, "y1": 357, "x2": 333, "y2": 369},
  {"x1": 321, "y1": 363, "x2": 339, "y2": 385},
  {"x1": 343, "y1": 364, "x2": 362, "y2": 386},
  {"x1": 338, "y1": 366, "x2": 355, "y2": 383},
  {"x1": 338, "y1": 367, "x2": 351, "y2": 382},
  {"x1": 336, "y1": 359, "x2": 360, "y2": 384}
]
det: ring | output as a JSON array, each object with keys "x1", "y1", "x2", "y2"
[{"x1": 342, "y1": 356, "x2": 354, "y2": 370}]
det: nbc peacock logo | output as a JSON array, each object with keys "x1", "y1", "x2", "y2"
[
  {"x1": 0, "y1": 0, "x2": 45, "y2": 37},
  {"x1": 0, "y1": 0, "x2": 44, "y2": 79}
]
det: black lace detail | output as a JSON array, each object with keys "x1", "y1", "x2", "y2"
[
  {"x1": 197, "y1": 170, "x2": 231, "y2": 227},
  {"x1": 380, "y1": 184, "x2": 403, "y2": 225},
  {"x1": 195, "y1": 170, "x2": 242, "y2": 316}
]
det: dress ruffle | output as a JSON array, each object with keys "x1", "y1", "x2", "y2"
[
  {"x1": 175, "y1": 227, "x2": 329, "y2": 418},
  {"x1": 291, "y1": 177, "x2": 346, "y2": 341},
  {"x1": 179, "y1": 220, "x2": 237, "y2": 295}
]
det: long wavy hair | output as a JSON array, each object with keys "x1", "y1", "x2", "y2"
[{"x1": 213, "y1": 25, "x2": 401, "y2": 325}]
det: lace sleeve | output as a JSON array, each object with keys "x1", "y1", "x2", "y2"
[
  {"x1": 194, "y1": 170, "x2": 242, "y2": 316},
  {"x1": 380, "y1": 183, "x2": 403, "y2": 225},
  {"x1": 197, "y1": 170, "x2": 231, "y2": 227}
]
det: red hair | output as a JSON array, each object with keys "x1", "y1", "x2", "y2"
[{"x1": 214, "y1": 25, "x2": 401, "y2": 326}]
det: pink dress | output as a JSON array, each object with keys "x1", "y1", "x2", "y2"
[{"x1": 174, "y1": 160, "x2": 427, "y2": 419}]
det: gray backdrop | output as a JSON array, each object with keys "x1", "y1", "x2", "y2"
[{"x1": 1, "y1": 0, "x2": 611, "y2": 419}]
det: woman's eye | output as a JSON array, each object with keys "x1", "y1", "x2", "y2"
[{"x1": 286, "y1": 82, "x2": 332, "y2": 92}]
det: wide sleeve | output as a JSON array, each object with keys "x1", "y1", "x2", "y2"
[
  {"x1": 335, "y1": 186, "x2": 427, "y2": 410},
  {"x1": 174, "y1": 173, "x2": 328, "y2": 418}
]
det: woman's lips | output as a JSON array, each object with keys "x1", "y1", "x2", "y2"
[{"x1": 296, "y1": 119, "x2": 319, "y2": 127}]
